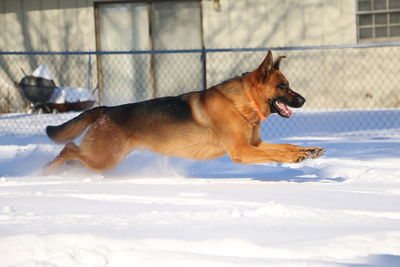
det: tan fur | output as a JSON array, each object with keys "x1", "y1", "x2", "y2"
[{"x1": 44, "y1": 51, "x2": 325, "y2": 173}]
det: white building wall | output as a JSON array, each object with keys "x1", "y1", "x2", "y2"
[
  {"x1": 0, "y1": 0, "x2": 96, "y2": 51},
  {"x1": 0, "y1": 0, "x2": 357, "y2": 52},
  {"x1": 202, "y1": 0, "x2": 357, "y2": 48}
]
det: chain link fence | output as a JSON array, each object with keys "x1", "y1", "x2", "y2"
[{"x1": 1, "y1": 44, "x2": 400, "y2": 138}]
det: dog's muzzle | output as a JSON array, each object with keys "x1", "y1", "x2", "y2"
[{"x1": 270, "y1": 93, "x2": 306, "y2": 118}]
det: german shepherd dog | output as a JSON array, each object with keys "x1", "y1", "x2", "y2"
[{"x1": 45, "y1": 51, "x2": 325, "y2": 173}]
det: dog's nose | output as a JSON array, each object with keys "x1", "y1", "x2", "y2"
[{"x1": 291, "y1": 94, "x2": 306, "y2": 108}]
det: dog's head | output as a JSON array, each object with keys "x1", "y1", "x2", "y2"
[{"x1": 245, "y1": 51, "x2": 306, "y2": 118}]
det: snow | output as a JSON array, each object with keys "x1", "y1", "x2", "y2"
[
  {"x1": 49, "y1": 87, "x2": 96, "y2": 104},
  {"x1": 1, "y1": 110, "x2": 400, "y2": 267},
  {"x1": 32, "y1": 65, "x2": 53, "y2": 80}
]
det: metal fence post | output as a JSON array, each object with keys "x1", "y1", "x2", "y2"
[
  {"x1": 201, "y1": 50, "x2": 207, "y2": 90},
  {"x1": 88, "y1": 54, "x2": 92, "y2": 90}
]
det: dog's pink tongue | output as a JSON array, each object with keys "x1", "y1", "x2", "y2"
[
  {"x1": 286, "y1": 107, "x2": 293, "y2": 117},
  {"x1": 277, "y1": 101, "x2": 293, "y2": 117}
]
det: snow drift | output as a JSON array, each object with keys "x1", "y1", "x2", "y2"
[{"x1": 1, "y1": 110, "x2": 400, "y2": 267}]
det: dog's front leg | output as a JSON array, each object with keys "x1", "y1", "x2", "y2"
[
  {"x1": 257, "y1": 142, "x2": 325, "y2": 159},
  {"x1": 227, "y1": 143, "x2": 313, "y2": 164}
]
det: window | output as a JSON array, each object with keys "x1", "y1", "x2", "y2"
[{"x1": 357, "y1": 0, "x2": 400, "y2": 42}]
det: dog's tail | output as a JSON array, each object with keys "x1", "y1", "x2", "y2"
[{"x1": 46, "y1": 106, "x2": 106, "y2": 143}]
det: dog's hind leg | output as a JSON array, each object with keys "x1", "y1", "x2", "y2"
[
  {"x1": 45, "y1": 125, "x2": 133, "y2": 175},
  {"x1": 44, "y1": 140, "x2": 131, "y2": 174},
  {"x1": 44, "y1": 142, "x2": 83, "y2": 174},
  {"x1": 44, "y1": 114, "x2": 135, "y2": 174}
]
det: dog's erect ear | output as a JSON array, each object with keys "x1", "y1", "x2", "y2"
[
  {"x1": 257, "y1": 50, "x2": 273, "y2": 75},
  {"x1": 272, "y1": 56, "x2": 286, "y2": 70}
]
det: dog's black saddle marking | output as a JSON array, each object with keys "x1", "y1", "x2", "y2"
[{"x1": 106, "y1": 96, "x2": 193, "y2": 124}]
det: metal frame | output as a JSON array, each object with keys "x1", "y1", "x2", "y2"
[
  {"x1": 93, "y1": 3, "x2": 104, "y2": 104},
  {"x1": 3, "y1": 42, "x2": 400, "y2": 56},
  {"x1": 357, "y1": 0, "x2": 400, "y2": 42}
]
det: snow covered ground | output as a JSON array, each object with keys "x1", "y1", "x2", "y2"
[{"x1": 1, "y1": 110, "x2": 400, "y2": 267}]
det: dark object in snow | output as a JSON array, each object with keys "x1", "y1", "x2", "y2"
[
  {"x1": 17, "y1": 68, "x2": 96, "y2": 113},
  {"x1": 18, "y1": 75, "x2": 57, "y2": 113},
  {"x1": 46, "y1": 101, "x2": 96, "y2": 113}
]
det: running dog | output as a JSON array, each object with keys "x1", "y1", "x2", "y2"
[{"x1": 45, "y1": 51, "x2": 325, "y2": 173}]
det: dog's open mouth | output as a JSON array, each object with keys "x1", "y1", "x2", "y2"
[{"x1": 270, "y1": 98, "x2": 293, "y2": 118}]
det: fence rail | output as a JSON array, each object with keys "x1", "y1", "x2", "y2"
[
  {"x1": 1, "y1": 43, "x2": 400, "y2": 138},
  {"x1": 3, "y1": 41, "x2": 400, "y2": 54}
]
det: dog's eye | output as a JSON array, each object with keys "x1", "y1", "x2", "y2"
[{"x1": 277, "y1": 83, "x2": 287, "y2": 90}]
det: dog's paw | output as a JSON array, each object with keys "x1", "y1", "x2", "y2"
[
  {"x1": 42, "y1": 165, "x2": 55, "y2": 176},
  {"x1": 312, "y1": 147, "x2": 325, "y2": 158},
  {"x1": 294, "y1": 151, "x2": 313, "y2": 163},
  {"x1": 300, "y1": 147, "x2": 325, "y2": 159},
  {"x1": 43, "y1": 160, "x2": 61, "y2": 176},
  {"x1": 308, "y1": 147, "x2": 325, "y2": 159}
]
